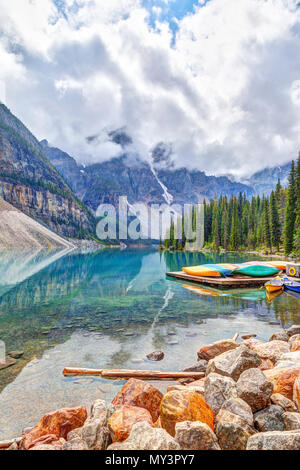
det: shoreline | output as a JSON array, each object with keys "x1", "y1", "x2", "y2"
[{"x1": 2, "y1": 326, "x2": 300, "y2": 451}]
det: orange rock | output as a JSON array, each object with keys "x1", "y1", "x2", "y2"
[
  {"x1": 21, "y1": 407, "x2": 87, "y2": 450},
  {"x1": 264, "y1": 366, "x2": 300, "y2": 402},
  {"x1": 294, "y1": 376, "x2": 300, "y2": 410},
  {"x1": 197, "y1": 339, "x2": 238, "y2": 361},
  {"x1": 111, "y1": 378, "x2": 163, "y2": 422},
  {"x1": 290, "y1": 335, "x2": 300, "y2": 352},
  {"x1": 108, "y1": 406, "x2": 153, "y2": 442},
  {"x1": 160, "y1": 389, "x2": 214, "y2": 437},
  {"x1": 258, "y1": 359, "x2": 274, "y2": 371}
]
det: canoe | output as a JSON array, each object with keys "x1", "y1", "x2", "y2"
[
  {"x1": 265, "y1": 279, "x2": 284, "y2": 293},
  {"x1": 267, "y1": 261, "x2": 287, "y2": 271},
  {"x1": 218, "y1": 263, "x2": 239, "y2": 271},
  {"x1": 203, "y1": 264, "x2": 233, "y2": 276},
  {"x1": 232, "y1": 265, "x2": 280, "y2": 278},
  {"x1": 283, "y1": 280, "x2": 300, "y2": 293},
  {"x1": 182, "y1": 266, "x2": 223, "y2": 277}
]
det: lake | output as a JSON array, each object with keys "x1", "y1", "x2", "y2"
[{"x1": 0, "y1": 248, "x2": 299, "y2": 439}]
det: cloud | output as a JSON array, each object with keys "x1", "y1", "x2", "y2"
[{"x1": 0, "y1": 0, "x2": 299, "y2": 178}]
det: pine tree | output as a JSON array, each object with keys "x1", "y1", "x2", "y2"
[
  {"x1": 263, "y1": 197, "x2": 271, "y2": 250},
  {"x1": 229, "y1": 198, "x2": 239, "y2": 250},
  {"x1": 294, "y1": 154, "x2": 300, "y2": 253},
  {"x1": 284, "y1": 160, "x2": 297, "y2": 254},
  {"x1": 269, "y1": 190, "x2": 281, "y2": 252}
]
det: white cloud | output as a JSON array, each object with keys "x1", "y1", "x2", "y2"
[{"x1": 0, "y1": 0, "x2": 299, "y2": 178}]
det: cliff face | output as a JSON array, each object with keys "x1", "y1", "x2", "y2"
[
  {"x1": 0, "y1": 104, "x2": 95, "y2": 238},
  {"x1": 246, "y1": 162, "x2": 292, "y2": 195}
]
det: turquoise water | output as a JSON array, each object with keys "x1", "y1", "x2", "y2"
[{"x1": 0, "y1": 248, "x2": 299, "y2": 439}]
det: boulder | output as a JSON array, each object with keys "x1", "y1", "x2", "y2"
[
  {"x1": 271, "y1": 393, "x2": 298, "y2": 412},
  {"x1": 236, "y1": 368, "x2": 273, "y2": 413},
  {"x1": 206, "y1": 344, "x2": 261, "y2": 381},
  {"x1": 61, "y1": 438, "x2": 89, "y2": 450},
  {"x1": 107, "y1": 422, "x2": 180, "y2": 450},
  {"x1": 275, "y1": 351, "x2": 300, "y2": 368},
  {"x1": 71, "y1": 400, "x2": 114, "y2": 450},
  {"x1": 287, "y1": 325, "x2": 300, "y2": 337},
  {"x1": 197, "y1": 339, "x2": 238, "y2": 361},
  {"x1": 204, "y1": 373, "x2": 237, "y2": 415},
  {"x1": 218, "y1": 397, "x2": 254, "y2": 426},
  {"x1": 167, "y1": 383, "x2": 205, "y2": 398},
  {"x1": 108, "y1": 406, "x2": 153, "y2": 442},
  {"x1": 254, "y1": 405, "x2": 285, "y2": 432},
  {"x1": 294, "y1": 375, "x2": 300, "y2": 410},
  {"x1": 20, "y1": 407, "x2": 87, "y2": 450},
  {"x1": 269, "y1": 331, "x2": 289, "y2": 342},
  {"x1": 112, "y1": 378, "x2": 163, "y2": 422},
  {"x1": 246, "y1": 430, "x2": 300, "y2": 450},
  {"x1": 283, "y1": 412, "x2": 300, "y2": 430},
  {"x1": 246, "y1": 340, "x2": 289, "y2": 364},
  {"x1": 160, "y1": 389, "x2": 214, "y2": 437},
  {"x1": 258, "y1": 359, "x2": 274, "y2": 371},
  {"x1": 183, "y1": 360, "x2": 207, "y2": 373},
  {"x1": 215, "y1": 410, "x2": 256, "y2": 450},
  {"x1": 289, "y1": 334, "x2": 300, "y2": 352},
  {"x1": 146, "y1": 351, "x2": 164, "y2": 361},
  {"x1": 175, "y1": 421, "x2": 220, "y2": 450},
  {"x1": 264, "y1": 366, "x2": 300, "y2": 402}
]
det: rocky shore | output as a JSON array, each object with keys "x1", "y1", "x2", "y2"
[{"x1": 2, "y1": 325, "x2": 300, "y2": 451}]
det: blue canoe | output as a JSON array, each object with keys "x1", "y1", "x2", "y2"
[
  {"x1": 202, "y1": 264, "x2": 233, "y2": 276},
  {"x1": 284, "y1": 280, "x2": 300, "y2": 293}
]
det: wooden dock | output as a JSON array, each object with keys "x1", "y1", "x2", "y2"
[{"x1": 166, "y1": 271, "x2": 278, "y2": 288}]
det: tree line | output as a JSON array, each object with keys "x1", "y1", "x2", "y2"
[{"x1": 162, "y1": 154, "x2": 300, "y2": 256}]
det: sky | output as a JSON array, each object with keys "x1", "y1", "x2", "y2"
[{"x1": 0, "y1": 0, "x2": 300, "y2": 179}]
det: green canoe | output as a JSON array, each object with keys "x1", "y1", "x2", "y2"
[{"x1": 232, "y1": 265, "x2": 280, "y2": 278}]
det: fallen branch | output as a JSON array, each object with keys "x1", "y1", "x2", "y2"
[
  {"x1": 63, "y1": 367, "x2": 205, "y2": 381},
  {"x1": 232, "y1": 332, "x2": 239, "y2": 342}
]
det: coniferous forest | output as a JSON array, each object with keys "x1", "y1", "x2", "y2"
[{"x1": 163, "y1": 154, "x2": 300, "y2": 257}]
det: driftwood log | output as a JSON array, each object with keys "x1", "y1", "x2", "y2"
[{"x1": 63, "y1": 367, "x2": 205, "y2": 381}]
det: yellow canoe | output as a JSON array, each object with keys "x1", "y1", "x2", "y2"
[
  {"x1": 182, "y1": 266, "x2": 222, "y2": 277},
  {"x1": 218, "y1": 263, "x2": 238, "y2": 270}
]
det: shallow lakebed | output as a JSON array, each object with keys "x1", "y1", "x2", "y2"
[{"x1": 0, "y1": 248, "x2": 299, "y2": 439}]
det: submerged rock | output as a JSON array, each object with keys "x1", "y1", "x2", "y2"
[
  {"x1": 254, "y1": 405, "x2": 285, "y2": 432},
  {"x1": 175, "y1": 421, "x2": 220, "y2": 450},
  {"x1": 108, "y1": 406, "x2": 153, "y2": 442},
  {"x1": 107, "y1": 422, "x2": 180, "y2": 450},
  {"x1": 146, "y1": 351, "x2": 164, "y2": 361},
  {"x1": 236, "y1": 368, "x2": 273, "y2": 413},
  {"x1": 160, "y1": 389, "x2": 214, "y2": 437},
  {"x1": 8, "y1": 350, "x2": 24, "y2": 359},
  {"x1": 0, "y1": 356, "x2": 17, "y2": 370},
  {"x1": 204, "y1": 373, "x2": 237, "y2": 415},
  {"x1": 112, "y1": 378, "x2": 163, "y2": 422},
  {"x1": 246, "y1": 430, "x2": 300, "y2": 450},
  {"x1": 197, "y1": 339, "x2": 238, "y2": 361},
  {"x1": 206, "y1": 344, "x2": 261, "y2": 381}
]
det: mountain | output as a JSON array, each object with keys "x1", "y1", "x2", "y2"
[
  {"x1": 246, "y1": 161, "x2": 292, "y2": 196},
  {"x1": 0, "y1": 103, "x2": 95, "y2": 238},
  {"x1": 0, "y1": 197, "x2": 73, "y2": 250},
  {"x1": 41, "y1": 136, "x2": 253, "y2": 212}
]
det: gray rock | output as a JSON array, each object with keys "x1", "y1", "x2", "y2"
[
  {"x1": 107, "y1": 422, "x2": 180, "y2": 450},
  {"x1": 246, "y1": 430, "x2": 300, "y2": 450},
  {"x1": 254, "y1": 405, "x2": 284, "y2": 432},
  {"x1": 287, "y1": 325, "x2": 300, "y2": 337},
  {"x1": 204, "y1": 373, "x2": 237, "y2": 414},
  {"x1": 248, "y1": 340, "x2": 290, "y2": 364},
  {"x1": 206, "y1": 344, "x2": 262, "y2": 381},
  {"x1": 283, "y1": 412, "x2": 300, "y2": 430},
  {"x1": 61, "y1": 438, "x2": 89, "y2": 450},
  {"x1": 67, "y1": 399, "x2": 114, "y2": 450},
  {"x1": 269, "y1": 331, "x2": 289, "y2": 342},
  {"x1": 236, "y1": 368, "x2": 273, "y2": 413},
  {"x1": 175, "y1": 421, "x2": 220, "y2": 450},
  {"x1": 146, "y1": 351, "x2": 164, "y2": 361},
  {"x1": 183, "y1": 360, "x2": 207, "y2": 373},
  {"x1": 215, "y1": 410, "x2": 256, "y2": 450},
  {"x1": 218, "y1": 397, "x2": 254, "y2": 426},
  {"x1": 271, "y1": 393, "x2": 298, "y2": 412}
]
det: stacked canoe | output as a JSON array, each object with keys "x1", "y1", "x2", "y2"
[{"x1": 182, "y1": 261, "x2": 284, "y2": 279}]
